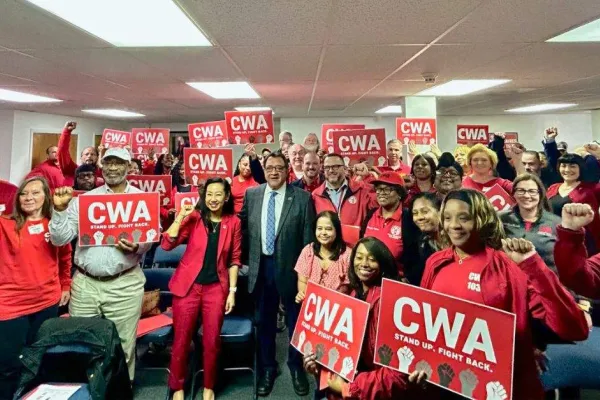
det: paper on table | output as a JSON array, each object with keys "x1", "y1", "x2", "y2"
[{"x1": 24, "y1": 384, "x2": 82, "y2": 400}]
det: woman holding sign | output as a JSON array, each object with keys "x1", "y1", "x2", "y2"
[
  {"x1": 462, "y1": 144, "x2": 513, "y2": 194},
  {"x1": 303, "y1": 237, "x2": 429, "y2": 399},
  {"x1": 0, "y1": 177, "x2": 72, "y2": 399},
  {"x1": 421, "y1": 189, "x2": 588, "y2": 400},
  {"x1": 161, "y1": 177, "x2": 241, "y2": 400}
]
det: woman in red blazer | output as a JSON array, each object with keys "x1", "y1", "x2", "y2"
[
  {"x1": 161, "y1": 177, "x2": 241, "y2": 400},
  {"x1": 547, "y1": 153, "x2": 600, "y2": 253},
  {"x1": 421, "y1": 189, "x2": 588, "y2": 400}
]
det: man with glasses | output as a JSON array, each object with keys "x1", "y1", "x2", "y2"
[
  {"x1": 239, "y1": 151, "x2": 315, "y2": 396},
  {"x1": 312, "y1": 153, "x2": 377, "y2": 227}
]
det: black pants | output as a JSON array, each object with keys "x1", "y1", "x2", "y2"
[
  {"x1": 256, "y1": 256, "x2": 302, "y2": 373},
  {"x1": 0, "y1": 304, "x2": 58, "y2": 400}
]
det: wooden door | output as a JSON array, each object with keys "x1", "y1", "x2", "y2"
[{"x1": 31, "y1": 133, "x2": 78, "y2": 170}]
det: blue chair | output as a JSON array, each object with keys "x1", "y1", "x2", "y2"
[
  {"x1": 541, "y1": 329, "x2": 600, "y2": 394},
  {"x1": 152, "y1": 244, "x2": 187, "y2": 268}
]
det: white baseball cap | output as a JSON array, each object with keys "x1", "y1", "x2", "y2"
[{"x1": 102, "y1": 147, "x2": 131, "y2": 162}]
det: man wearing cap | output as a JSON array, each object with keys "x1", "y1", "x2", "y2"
[
  {"x1": 49, "y1": 147, "x2": 151, "y2": 382},
  {"x1": 312, "y1": 153, "x2": 377, "y2": 227},
  {"x1": 360, "y1": 172, "x2": 407, "y2": 274}
]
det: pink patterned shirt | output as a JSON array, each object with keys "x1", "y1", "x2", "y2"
[{"x1": 294, "y1": 244, "x2": 351, "y2": 291}]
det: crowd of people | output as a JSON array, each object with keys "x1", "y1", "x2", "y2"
[{"x1": 1, "y1": 121, "x2": 600, "y2": 400}]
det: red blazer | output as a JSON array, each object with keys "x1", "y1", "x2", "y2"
[
  {"x1": 312, "y1": 181, "x2": 377, "y2": 227},
  {"x1": 422, "y1": 247, "x2": 588, "y2": 400},
  {"x1": 555, "y1": 225, "x2": 600, "y2": 298},
  {"x1": 161, "y1": 211, "x2": 242, "y2": 297},
  {"x1": 547, "y1": 182, "x2": 600, "y2": 251}
]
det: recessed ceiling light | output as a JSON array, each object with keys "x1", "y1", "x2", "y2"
[
  {"x1": 375, "y1": 105, "x2": 403, "y2": 114},
  {"x1": 234, "y1": 106, "x2": 272, "y2": 112},
  {"x1": 82, "y1": 109, "x2": 145, "y2": 118},
  {"x1": 416, "y1": 79, "x2": 511, "y2": 96},
  {"x1": 25, "y1": 0, "x2": 211, "y2": 47},
  {"x1": 0, "y1": 88, "x2": 61, "y2": 103},
  {"x1": 505, "y1": 103, "x2": 577, "y2": 113},
  {"x1": 187, "y1": 82, "x2": 260, "y2": 99},
  {"x1": 548, "y1": 18, "x2": 600, "y2": 42}
]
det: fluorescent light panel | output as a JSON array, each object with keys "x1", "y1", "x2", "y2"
[
  {"x1": 25, "y1": 0, "x2": 211, "y2": 47},
  {"x1": 416, "y1": 79, "x2": 511, "y2": 96},
  {"x1": 235, "y1": 106, "x2": 272, "y2": 112},
  {"x1": 187, "y1": 82, "x2": 260, "y2": 99},
  {"x1": 548, "y1": 18, "x2": 600, "y2": 42},
  {"x1": 0, "y1": 88, "x2": 61, "y2": 103},
  {"x1": 83, "y1": 109, "x2": 145, "y2": 118},
  {"x1": 375, "y1": 105, "x2": 403, "y2": 114},
  {"x1": 506, "y1": 103, "x2": 577, "y2": 113}
]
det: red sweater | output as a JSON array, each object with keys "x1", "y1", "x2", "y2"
[
  {"x1": 231, "y1": 176, "x2": 258, "y2": 214},
  {"x1": 422, "y1": 247, "x2": 588, "y2": 400},
  {"x1": 0, "y1": 217, "x2": 71, "y2": 320},
  {"x1": 26, "y1": 160, "x2": 64, "y2": 190},
  {"x1": 0, "y1": 180, "x2": 18, "y2": 216}
]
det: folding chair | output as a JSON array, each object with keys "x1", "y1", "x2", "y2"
[
  {"x1": 152, "y1": 244, "x2": 187, "y2": 268},
  {"x1": 190, "y1": 276, "x2": 258, "y2": 400}
]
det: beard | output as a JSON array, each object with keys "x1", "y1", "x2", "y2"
[{"x1": 104, "y1": 173, "x2": 126, "y2": 186}]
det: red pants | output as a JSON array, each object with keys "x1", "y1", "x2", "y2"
[{"x1": 168, "y1": 282, "x2": 226, "y2": 390}]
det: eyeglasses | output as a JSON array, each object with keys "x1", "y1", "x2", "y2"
[
  {"x1": 323, "y1": 164, "x2": 345, "y2": 171},
  {"x1": 265, "y1": 166, "x2": 286, "y2": 173},
  {"x1": 514, "y1": 188, "x2": 540, "y2": 196},
  {"x1": 375, "y1": 186, "x2": 394, "y2": 195},
  {"x1": 438, "y1": 169, "x2": 460, "y2": 178}
]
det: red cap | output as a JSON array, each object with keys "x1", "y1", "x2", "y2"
[{"x1": 372, "y1": 171, "x2": 405, "y2": 186}]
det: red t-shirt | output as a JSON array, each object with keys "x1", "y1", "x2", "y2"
[
  {"x1": 0, "y1": 217, "x2": 72, "y2": 320},
  {"x1": 462, "y1": 175, "x2": 513, "y2": 194},
  {"x1": 364, "y1": 206, "x2": 404, "y2": 273},
  {"x1": 231, "y1": 176, "x2": 259, "y2": 214},
  {"x1": 378, "y1": 162, "x2": 411, "y2": 177},
  {"x1": 429, "y1": 251, "x2": 487, "y2": 304},
  {"x1": 0, "y1": 180, "x2": 17, "y2": 216},
  {"x1": 26, "y1": 160, "x2": 65, "y2": 190}
]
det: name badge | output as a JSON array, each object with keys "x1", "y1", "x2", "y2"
[
  {"x1": 0, "y1": 204, "x2": 5, "y2": 213},
  {"x1": 28, "y1": 224, "x2": 45, "y2": 235}
]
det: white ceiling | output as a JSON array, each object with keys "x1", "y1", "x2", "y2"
[{"x1": 1, "y1": 0, "x2": 600, "y2": 122}]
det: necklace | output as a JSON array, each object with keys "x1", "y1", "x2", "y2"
[
  {"x1": 455, "y1": 250, "x2": 470, "y2": 264},
  {"x1": 210, "y1": 220, "x2": 220, "y2": 232}
]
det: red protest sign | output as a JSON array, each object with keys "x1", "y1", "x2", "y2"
[
  {"x1": 456, "y1": 125, "x2": 490, "y2": 145},
  {"x1": 126, "y1": 175, "x2": 173, "y2": 207},
  {"x1": 331, "y1": 128, "x2": 387, "y2": 167},
  {"x1": 174, "y1": 191, "x2": 200, "y2": 213},
  {"x1": 321, "y1": 124, "x2": 365, "y2": 153},
  {"x1": 77, "y1": 192, "x2": 161, "y2": 247},
  {"x1": 492, "y1": 132, "x2": 519, "y2": 144},
  {"x1": 291, "y1": 282, "x2": 370, "y2": 382},
  {"x1": 341, "y1": 224, "x2": 360, "y2": 248},
  {"x1": 483, "y1": 184, "x2": 515, "y2": 212},
  {"x1": 188, "y1": 120, "x2": 229, "y2": 149},
  {"x1": 71, "y1": 190, "x2": 87, "y2": 198},
  {"x1": 224, "y1": 110, "x2": 274, "y2": 144},
  {"x1": 131, "y1": 128, "x2": 170, "y2": 157},
  {"x1": 374, "y1": 279, "x2": 515, "y2": 399},
  {"x1": 101, "y1": 129, "x2": 132, "y2": 149},
  {"x1": 183, "y1": 148, "x2": 233, "y2": 186},
  {"x1": 396, "y1": 118, "x2": 437, "y2": 145}
]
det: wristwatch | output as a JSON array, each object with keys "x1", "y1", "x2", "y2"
[{"x1": 229, "y1": 287, "x2": 237, "y2": 293}]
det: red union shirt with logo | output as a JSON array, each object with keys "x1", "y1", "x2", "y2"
[{"x1": 364, "y1": 206, "x2": 404, "y2": 273}]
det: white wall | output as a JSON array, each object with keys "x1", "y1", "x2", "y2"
[
  {"x1": 280, "y1": 112, "x2": 593, "y2": 153},
  {"x1": 0, "y1": 110, "x2": 15, "y2": 181},
  {"x1": 9, "y1": 111, "x2": 124, "y2": 183}
]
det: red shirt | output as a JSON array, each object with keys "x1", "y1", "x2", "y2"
[
  {"x1": 0, "y1": 217, "x2": 71, "y2": 320},
  {"x1": 462, "y1": 175, "x2": 513, "y2": 194},
  {"x1": 231, "y1": 176, "x2": 259, "y2": 214},
  {"x1": 57, "y1": 128, "x2": 103, "y2": 187},
  {"x1": 404, "y1": 184, "x2": 437, "y2": 206},
  {"x1": 0, "y1": 180, "x2": 17, "y2": 216},
  {"x1": 364, "y1": 206, "x2": 404, "y2": 273},
  {"x1": 378, "y1": 162, "x2": 411, "y2": 177},
  {"x1": 26, "y1": 160, "x2": 65, "y2": 190},
  {"x1": 430, "y1": 252, "x2": 487, "y2": 303},
  {"x1": 313, "y1": 181, "x2": 377, "y2": 227}
]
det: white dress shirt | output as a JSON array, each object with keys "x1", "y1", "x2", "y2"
[
  {"x1": 261, "y1": 184, "x2": 287, "y2": 255},
  {"x1": 49, "y1": 183, "x2": 152, "y2": 277}
]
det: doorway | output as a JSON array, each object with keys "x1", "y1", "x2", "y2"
[{"x1": 31, "y1": 133, "x2": 78, "y2": 170}]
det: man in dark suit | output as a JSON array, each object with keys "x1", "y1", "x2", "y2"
[{"x1": 239, "y1": 151, "x2": 315, "y2": 396}]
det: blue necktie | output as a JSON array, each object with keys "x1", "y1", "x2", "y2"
[{"x1": 266, "y1": 191, "x2": 277, "y2": 255}]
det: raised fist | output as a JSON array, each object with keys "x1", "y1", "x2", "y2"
[
  {"x1": 315, "y1": 344, "x2": 325, "y2": 361},
  {"x1": 118, "y1": 232, "x2": 130, "y2": 242},
  {"x1": 93, "y1": 231, "x2": 105, "y2": 246},
  {"x1": 162, "y1": 197, "x2": 170, "y2": 206},
  {"x1": 459, "y1": 369, "x2": 479, "y2": 397},
  {"x1": 53, "y1": 186, "x2": 74, "y2": 211},
  {"x1": 415, "y1": 360, "x2": 432, "y2": 379},
  {"x1": 501, "y1": 238, "x2": 536, "y2": 264},
  {"x1": 328, "y1": 347, "x2": 340, "y2": 369},
  {"x1": 377, "y1": 344, "x2": 393, "y2": 366},
  {"x1": 105, "y1": 235, "x2": 116, "y2": 245},
  {"x1": 266, "y1": 134, "x2": 273, "y2": 143},
  {"x1": 146, "y1": 229, "x2": 158, "y2": 242},
  {"x1": 235, "y1": 136, "x2": 242, "y2": 144},
  {"x1": 80, "y1": 234, "x2": 92, "y2": 246},
  {"x1": 297, "y1": 330, "x2": 306, "y2": 351},
  {"x1": 340, "y1": 357, "x2": 354, "y2": 379},
  {"x1": 328, "y1": 146, "x2": 334, "y2": 154},
  {"x1": 545, "y1": 127, "x2": 558, "y2": 139},
  {"x1": 64, "y1": 121, "x2": 77, "y2": 132},
  {"x1": 132, "y1": 229, "x2": 143, "y2": 243},
  {"x1": 397, "y1": 346, "x2": 414, "y2": 373},
  {"x1": 584, "y1": 143, "x2": 600, "y2": 159},
  {"x1": 437, "y1": 363, "x2": 455, "y2": 388},
  {"x1": 486, "y1": 381, "x2": 507, "y2": 400},
  {"x1": 303, "y1": 341, "x2": 313, "y2": 355},
  {"x1": 562, "y1": 203, "x2": 594, "y2": 231},
  {"x1": 178, "y1": 204, "x2": 195, "y2": 219}
]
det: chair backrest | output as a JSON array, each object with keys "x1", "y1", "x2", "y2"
[
  {"x1": 143, "y1": 268, "x2": 175, "y2": 309},
  {"x1": 152, "y1": 244, "x2": 186, "y2": 267}
]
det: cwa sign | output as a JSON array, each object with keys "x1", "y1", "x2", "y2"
[{"x1": 456, "y1": 125, "x2": 490, "y2": 145}]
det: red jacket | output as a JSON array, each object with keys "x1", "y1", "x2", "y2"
[
  {"x1": 554, "y1": 225, "x2": 600, "y2": 298},
  {"x1": 312, "y1": 181, "x2": 377, "y2": 227},
  {"x1": 421, "y1": 247, "x2": 588, "y2": 400},
  {"x1": 161, "y1": 211, "x2": 242, "y2": 297},
  {"x1": 26, "y1": 160, "x2": 65, "y2": 190},
  {"x1": 0, "y1": 217, "x2": 71, "y2": 320},
  {"x1": 0, "y1": 180, "x2": 17, "y2": 216},
  {"x1": 547, "y1": 182, "x2": 600, "y2": 251},
  {"x1": 57, "y1": 128, "x2": 102, "y2": 186}
]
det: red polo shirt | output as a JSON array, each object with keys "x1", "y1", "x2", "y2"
[
  {"x1": 364, "y1": 206, "x2": 404, "y2": 273},
  {"x1": 0, "y1": 180, "x2": 17, "y2": 216},
  {"x1": 430, "y1": 251, "x2": 488, "y2": 303},
  {"x1": 378, "y1": 162, "x2": 411, "y2": 177}
]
